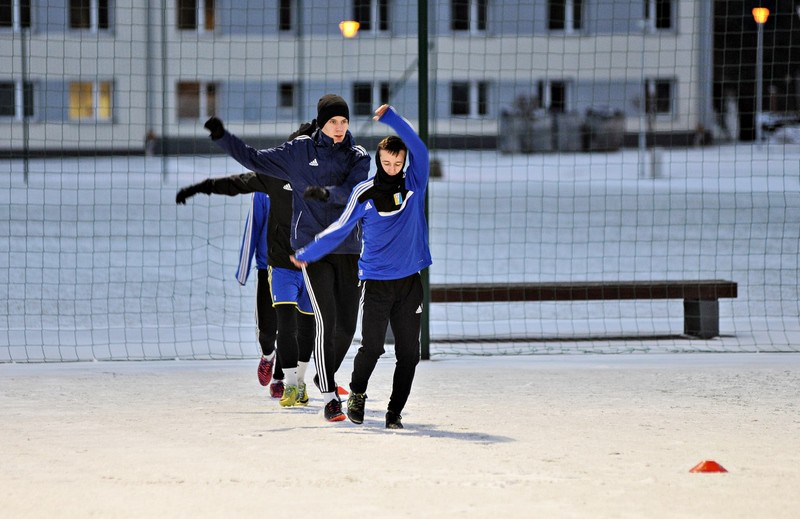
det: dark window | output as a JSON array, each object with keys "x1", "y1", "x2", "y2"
[
  {"x1": 70, "y1": 0, "x2": 91, "y2": 29},
  {"x1": 206, "y1": 83, "x2": 216, "y2": 117},
  {"x1": 177, "y1": 0, "x2": 197, "y2": 30},
  {"x1": 98, "y1": 0, "x2": 109, "y2": 29},
  {"x1": 451, "y1": 0, "x2": 468, "y2": 31},
  {"x1": 380, "y1": 82, "x2": 391, "y2": 105},
  {"x1": 550, "y1": 82, "x2": 566, "y2": 113},
  {"x1": 353, "y1": 83, "x2": 372, "y2": 116},
  {"x1": 0, "y1": 1, "x2": 12, "y2": 27},
  {"x1": 655, "y1": 0, "x2": 671, "y2": 29},
  {"x1": 23, "y1": 81, "x2": 33, "y2": 117},
  {"x1": 548, "y1": 0, "x2": 565, "y2": 31},
  {"x1": 478, "y1": 82, "x2": 488, "y2": 115},
  {"x1": 645, "y1": 79, "x2": 672, "y2": 114},
  {"x1": 279, "y1": 83, "x2": 294, "y2": 108},
  {"x1": 646, "y1": 0, "x2": 671, "y2": 30},
  {"x1": 354, "y1": 0, "x2": 371, "y2": 32},
  {"x1": 379, "y1": 0, "x2": 389, "y2": 31},
  {"x1": 0, "y1": 82, "x2": 14, "y2": 117},
  {"x1": 451, "y1": 82, "x2": 469, "y2": 115},
  {"x1": 279, "y1": 0, "x2": 292, "y2": 31},
  {"x1": 549, "y1": 0, "x2": 581, "y2": 31},
  {"x1": 476, "y1": 0, "x2": 487, "y2": 31}
]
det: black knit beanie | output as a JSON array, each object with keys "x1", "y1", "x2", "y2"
[{"x1": 317, "y1": 94, "x2": 350, "y2": 127}]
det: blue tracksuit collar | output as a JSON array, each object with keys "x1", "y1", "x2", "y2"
[{"x1": 314, "y1": 129, "x2": 354, "y2": 149}]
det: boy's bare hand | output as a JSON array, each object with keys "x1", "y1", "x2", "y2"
[
  {"x1": 373, "y1": 104, "x2": 390, "y2": 121},
  {"x1": 290, "y1": 255, "x2": 307, "y2": 268}
]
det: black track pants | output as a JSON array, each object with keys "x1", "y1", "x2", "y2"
[
  {"x1": 303, "y1": 254, "x2": 360, "y2": 394},
  {"x1": 256, "y1": 268, "x2": 282, "y2": 378},
  {"x1": 351, "y1": 273, "x2": 422, "y2": 415}
]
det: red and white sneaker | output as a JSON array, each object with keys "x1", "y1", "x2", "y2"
[
  {"x1": 257, "y1": 355, "x2": 275, "y2": 386},
  {"x1": 269, "y1": 379, "x2": 284, "y2": 399}
]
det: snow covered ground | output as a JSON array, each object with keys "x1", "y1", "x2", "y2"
[{"x1": 1, "y1": 353, "x2": 798, "y2": 518}]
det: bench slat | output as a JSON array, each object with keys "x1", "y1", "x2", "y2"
[{"x1": 429, "y1": 280, "x2": 738, "y2": 303}]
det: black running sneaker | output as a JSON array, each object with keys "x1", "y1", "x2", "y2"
[
  {"x1": 346, "y1": 392, "x2": 367, "y2": 424},
  {"x1": 324, "y1": 398, "x2": 346, "y2": 422},
  {"x1": 385, "y1": 410, "x2": 403, "y2": 429}
]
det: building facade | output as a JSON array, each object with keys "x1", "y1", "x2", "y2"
[{"x1": 1, "y1": 0, "x2": 713, "y2": 155}]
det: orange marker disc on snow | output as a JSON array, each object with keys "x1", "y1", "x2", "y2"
[{"x1": 689, "y1": 460, "x2": 728, "y2": 473}]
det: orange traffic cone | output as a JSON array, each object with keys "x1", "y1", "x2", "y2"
[{"x1": 689, "y1": 460, "x2": 728, "y2": 473}]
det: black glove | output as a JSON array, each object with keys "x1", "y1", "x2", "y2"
[
  {"x1": 204, "y1": 117, "x2": 225, "y2": 140},
  {"x1": 303, "y1": 186, "x2": 329, "y2": 201},
  {"x1": 176, "y1": 179, "x2": 212, "y2": 205},
  {"x1": 288, "y1": 120, "x2": 317, "y2": 141}
]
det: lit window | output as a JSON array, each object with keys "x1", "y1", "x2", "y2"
[
  {"x1": 177, "y1": 81, "x2": 217, "y2": 120},
  {"x1": 69, "y1": 81, "x2": 112, "y2": 121},
  {"x1": 69, "y1": 0, "x2": 110, "y2": 31},
  {"x1": 548, "y1": 0, "x2": 582, "y2": 32},
  {"x1": 177, "y1": 0, "x2": 215, "y2": 32},
  {"x1": 1, "y1": 0, "x2": 31, "y2": 29},
  {"x1": 451, "y1": 0, "x2": 486, "y2": 32},
  {"x1": 354, "y1": 0, "x2": 389, "y2": 33}
]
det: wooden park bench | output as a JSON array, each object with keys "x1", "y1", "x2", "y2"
[{"x1": 429, "y1": 279, "x2": 738, "y2": 339}]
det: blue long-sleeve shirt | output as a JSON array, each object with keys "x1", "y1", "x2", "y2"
[{"x1": 295, "y1": 107, "x2": 432, "y2": 280}]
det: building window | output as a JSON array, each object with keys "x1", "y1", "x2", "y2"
[
  {"x1": 278, "y1": 0, "x2": 292, "y2": 31},
  {"x1": 450, "y1": 81, "x2": 489, "y2": 117},
  {"x1": 278, "y1": 83, "x2": 295, "y2": 109},
  {"x1": 0, "y1": 0, "x2": 32, "y2": 30},
  {"x1": 645, "y1": 0, "x2": 671, "y2": 31},
  {"x1": 537, "y1": 80, "x2": 569, "y2": 113},
  {"x1": 548, "y1": 0, "x2": 582, "y2": 32},
  {"x1": 0, "y1": 81, "x2": 34, "y2": 119},
  {"x1": 451, "y1": 0, "x2": 486, "y2": 32},
  {"x1": 353, "y1": 83, "x2": 373, "y2": 116},
  {"x1": 177, "y1": 81, "x2": 217, "y2": 120},
  {"x1": 353, "y1": 82, "x2": 391, "y2": 116},
  {"x1": 69, "y1": 0, "x2": 110, "y2": 31},
  {"x1": 69, "y1": 81, "x2": 112, "y2": 121},
  {"x1": 177, "y1": 0, "x2": 215, "y2": 32},
  {"x1": 354, "y1": 0, "x2": 389, "y2": 33},
  {"x1": 644, "y1": 79, "x2": 673, "y2": 114}
]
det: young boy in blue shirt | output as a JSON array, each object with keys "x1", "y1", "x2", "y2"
[{"x1": 292, "y1": 105, "x2": 432, "y2": 429}]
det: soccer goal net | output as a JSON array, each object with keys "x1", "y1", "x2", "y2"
[{"x1": 2, "y1": 1, "x2": 799, "y2": 361}]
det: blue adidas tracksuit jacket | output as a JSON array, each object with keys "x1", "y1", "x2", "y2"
[
  {"x1": 235, "y1": 192, "x2": 269, "y2": 286},
  {"x1": 214, "y1": 128, "x2": 370, "y2": 254},
  {"x1": 295, "y1": 107, "x2": 432, "y2": 280}
]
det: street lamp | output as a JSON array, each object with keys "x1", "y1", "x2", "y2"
[
  {"x1": 339, "y1": 20, "x2": 360, "y2": 39},
  {"x1": 753, "y1": 7, "x2": 770, "y2": 142}
]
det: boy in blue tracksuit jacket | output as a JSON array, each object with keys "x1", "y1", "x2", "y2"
[
  {"x1": 292, "y1": 105, "x2": 432, "y2": 429},
  {"x1": 202, "y1": 95, "x2": 370, "y2": 422}
]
